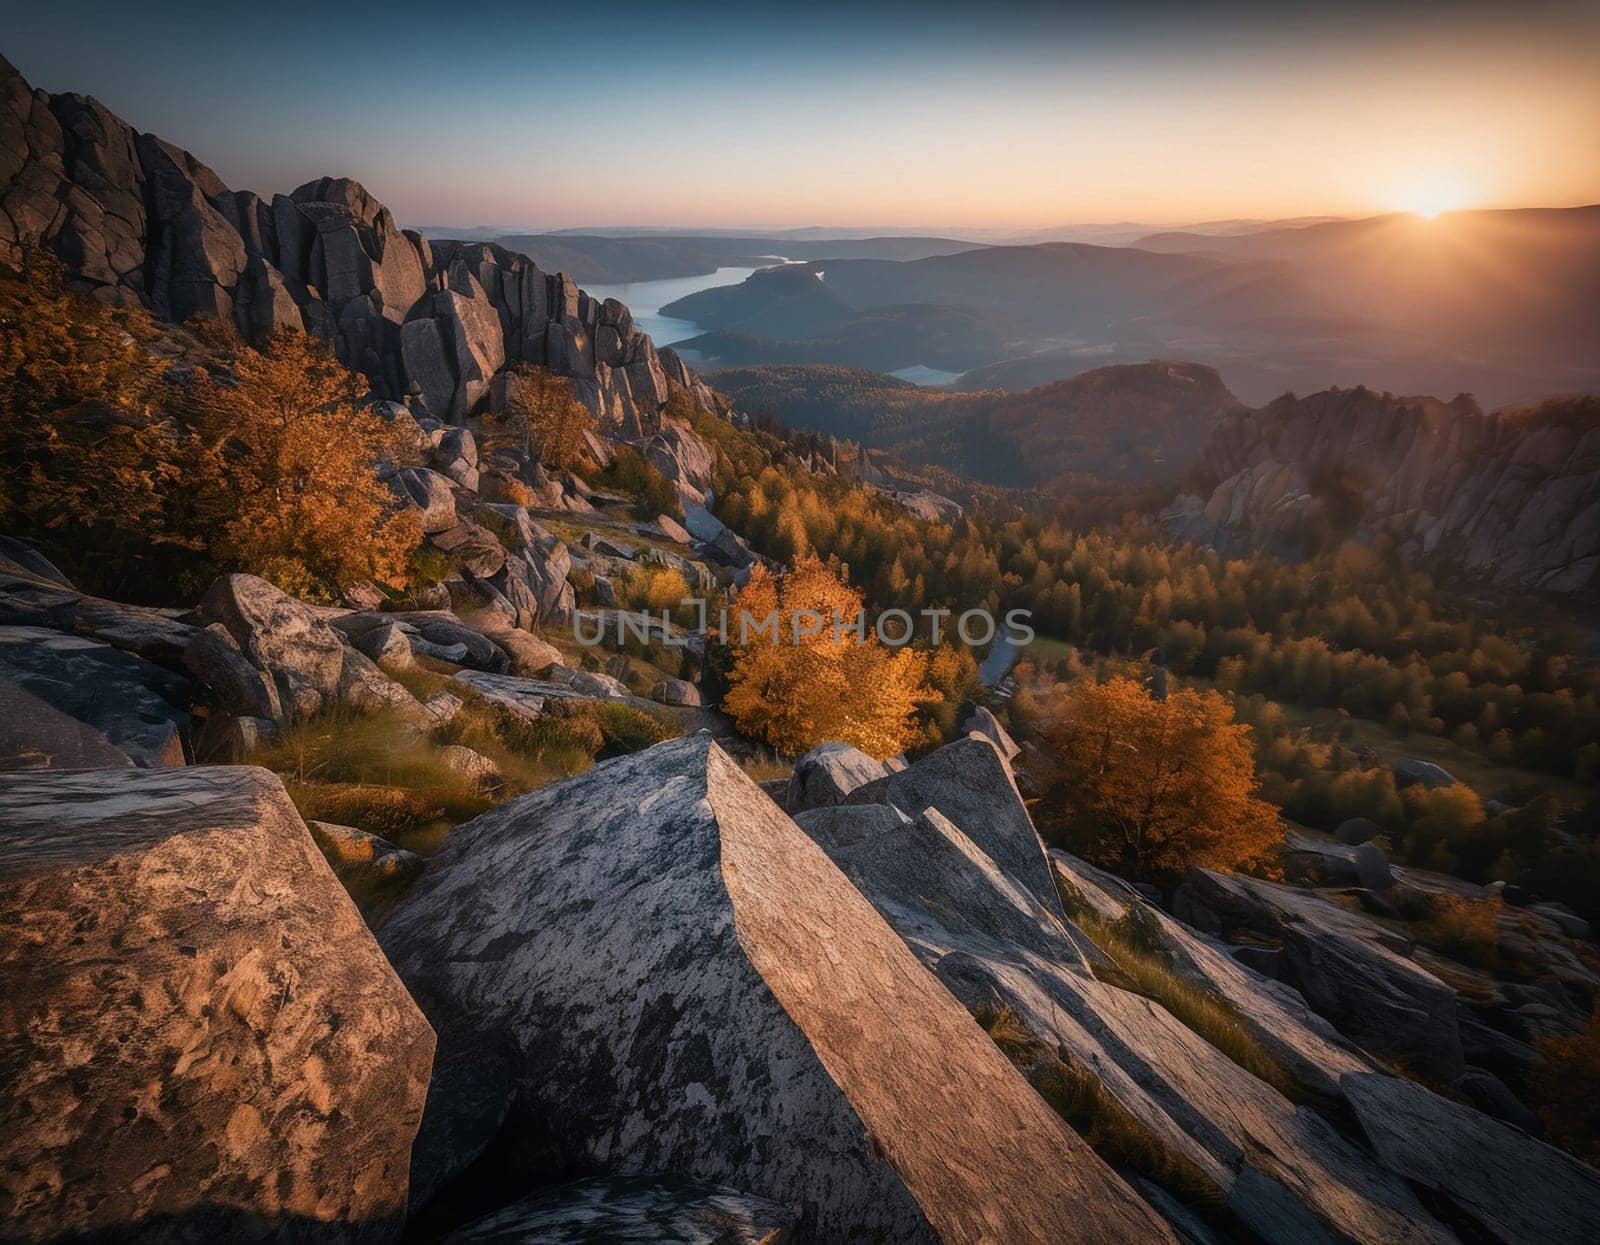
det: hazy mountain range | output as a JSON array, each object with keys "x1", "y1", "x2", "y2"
[{"x1": 653, "y1": 208, "x2": 1600, "y2": 408}]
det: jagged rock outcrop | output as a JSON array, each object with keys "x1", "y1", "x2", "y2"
[
  {"x1": 1166, "y1": 387, "x2": 1600, "y2": 599},
  {"x1": 0, "y1": 55, "x2": 710, "y2": 437},
  {"x1": 810, "y1": 803, "x2": 1454, "y2": 1244},
  {"x1": 848, "y1": 735, "x2": 1063, "y2": 919},
  {"x1": 381, "y1": 735, "x2": 1173, "y2": 1243},
  {"x1": 0, "y1": 766, "x2": 435, "y2": 1240},
  {"x1": 443, "y1": 1177, "x2": 797, "y2": 1244}
]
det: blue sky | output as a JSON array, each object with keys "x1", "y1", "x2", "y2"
[{"x1": 3, "y1": 1, "x2": 1597, "y2": 229}]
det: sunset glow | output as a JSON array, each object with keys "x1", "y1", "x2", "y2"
[
  {"x1": 1386, "y1": 172, "x2": 1482, "y2": 220},
  {"x1": 2, "y1": 1, "x2": 1596, "y2": 230}
]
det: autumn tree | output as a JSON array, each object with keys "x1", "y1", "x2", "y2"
[
  {"x1": 0, "y1": 251, "x2": 182, "y2": 584},
  {"x1": 184, "y1": 329, "x2": 420, "y2": 599},
  {"x1": 724, "y1": 557, "x2": 931, "y2": 758},
  {"x1": 496, "y1": 362, "x2": 595, "y2": 470},
  {"x1": 1040, "y1": 676, "x2": 1281, "y2": 879},
  {"x1": 1530, "y1": 1002, "x2": 1600, "y2": 1166}
]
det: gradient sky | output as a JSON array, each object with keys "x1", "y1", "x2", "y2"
[{"x1": 3, "y1": 0, "x2": 1597, "y2": 231}]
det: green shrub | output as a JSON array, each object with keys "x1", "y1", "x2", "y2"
[{"x1": 595, "y1": 445, "x2": 681, "y2": 520}]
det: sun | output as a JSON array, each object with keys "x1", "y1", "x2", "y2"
[{"x1": 1385, "y1": 172, "x2": 1478, "y2": 219}]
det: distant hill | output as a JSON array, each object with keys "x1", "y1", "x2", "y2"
[
  {"x1": 488, "y1": 233, "x2": 984, "y2": 284},
  {"x1": 709, "y1": 360, "x2": 1244, "y2": 489},
  {"x1": 663, "y1": 264, "x2": 855, "y2": 338}
]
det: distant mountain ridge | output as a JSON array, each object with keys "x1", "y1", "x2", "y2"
[
  {"x1": 489, "y1": 233, "x2": 983, "y2": 285},
  {"x1": 660, "y1": 209, "x2": 1600, "y2": 407}
]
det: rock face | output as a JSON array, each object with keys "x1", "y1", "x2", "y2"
[
  {"x1": 381, "y1": 735, "x2": 1172, "y2": 1243},
  {"x1": 1176, "y1": 868, "x2": 1465, "y2": 1079},
  {"x1": 848, "y1": 735, "x2": 1063, "y2": 919},
  {"x1": 443, "y1": 1177, "x2": 797, "y2": 1244},
  {"x1": 0, "y1": 766, "x2": 435, "y2": 1241},
  {"x1": 0, "y1": 625, "x2": 189, "y2": 768},
  {"x1": 810, "y1": 806, "x2": 1452, "y2": 1245},
  {"x1": 783, "y1": 740, "x2": 890, "y2": 812},
  {"x1": 1166, "y1": 387, "x2": 1600, "y2": 600},
  {"x1": 0, "y1": 54, "x2": 710, "y2": 437},
  {"x1": 1342, "y1": 1071, "x2": 1600, "y2": 1243},
  {"x1": 1054, "y1": 853, "x2": 1382, "y2": 1098},
  {"x1": 0, "y1": 571, "x2": 195, "y2": 664}
]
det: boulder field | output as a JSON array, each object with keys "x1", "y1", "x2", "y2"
[{"x1": 3, "y1": 581, "x2": 1600, "y2": 1241}]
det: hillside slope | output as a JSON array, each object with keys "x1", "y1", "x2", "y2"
[{"x1": 711, "y1": 360, "x2": 1244, "y2": 488}]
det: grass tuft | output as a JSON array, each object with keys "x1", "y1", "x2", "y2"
[
  {"x1": 1414, "y1": 893, "x2": 1503, "y2": 969},
  {"x1": 1054, "y1": 877, "x2": 1299, "y2": 1097},
  {"x1": 974, "y1": 1002, "x2": 1224, "y2": 1208}
]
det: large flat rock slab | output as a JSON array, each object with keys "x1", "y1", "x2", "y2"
[
  {"x1": 0, "y1": 766, "x2": 435, "y2": 1241},
  {"x1": 1177, "y1": 867, "x2": 1464, "y2": 1079},
  {"x1": 382, "y1": 735, "x2": 1171, "y2": 1243},
  {"x1": 1053, "y1": 852, "x2": 1379, "y2": 1101},
  {"x1": 1342, "y1": 1070, "x2": 1600, "y2": 1244},
  {"x1": 0, "y1": 625, "x2": 190, "y2": 769}
]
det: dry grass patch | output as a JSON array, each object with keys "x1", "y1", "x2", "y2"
[
  {"x1": 974, "y1": 1002, "x2": 1224, "y2": 1210},
  {"x1": 1056, "y1": 879, "x2": 1298, "y2": 1097},
  {"x1": 1414, "y1": 893, "x2": 1503, "y2": 970}
]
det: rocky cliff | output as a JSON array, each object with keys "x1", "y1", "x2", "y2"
[
  {"x1": 0, "y1": 54, "x2": 714, "y2": 436},
  {"x1": 1165, "y1": 387, "x2": 1600, "y2": 599}
]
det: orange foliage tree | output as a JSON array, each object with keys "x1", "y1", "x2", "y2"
[
  {"x1": 1530, "y1": 1002, "x2": 1600, "y2": 1166},
  {"x1": 724, "y1": 556, "x2": 930, "y2": 758},
  {"x1": 1041, "y1": 675, "x2": 1281, "y2": 878},
  {"x1": 184, "y1": 329, "x2": 420, "y2": 599},
  {"x1": 495, "y1": 362, "x2": 595, "y2": 470},
  {"x1": 0, "y1": 252, "x2": 180, "y2": 565}
]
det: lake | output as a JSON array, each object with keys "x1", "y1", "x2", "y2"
[
  {"x1": 890, "y1": 365, "x2": 965, "y2": 386},
  {"x1": 583, "y1": 260, "x2": 788, "y2": 351}
]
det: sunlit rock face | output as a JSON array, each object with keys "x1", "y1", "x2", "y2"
[
  {"x1": 0, "y1": 54, "x2": 702, "y2": 437},
  {"x1": 0, "y1": 765, "x2": 436, "y2": 1242},
  {"x1": 381, "y1": 734, "x2": 1174, "y2": 1244}
]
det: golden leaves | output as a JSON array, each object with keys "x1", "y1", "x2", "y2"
[
  {"x1": 1042, "y1": 676, "x2": 1282, "y2": 878},
  {"x1": 723, "y1": 557, "x2": 931, "y2": 759}
]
